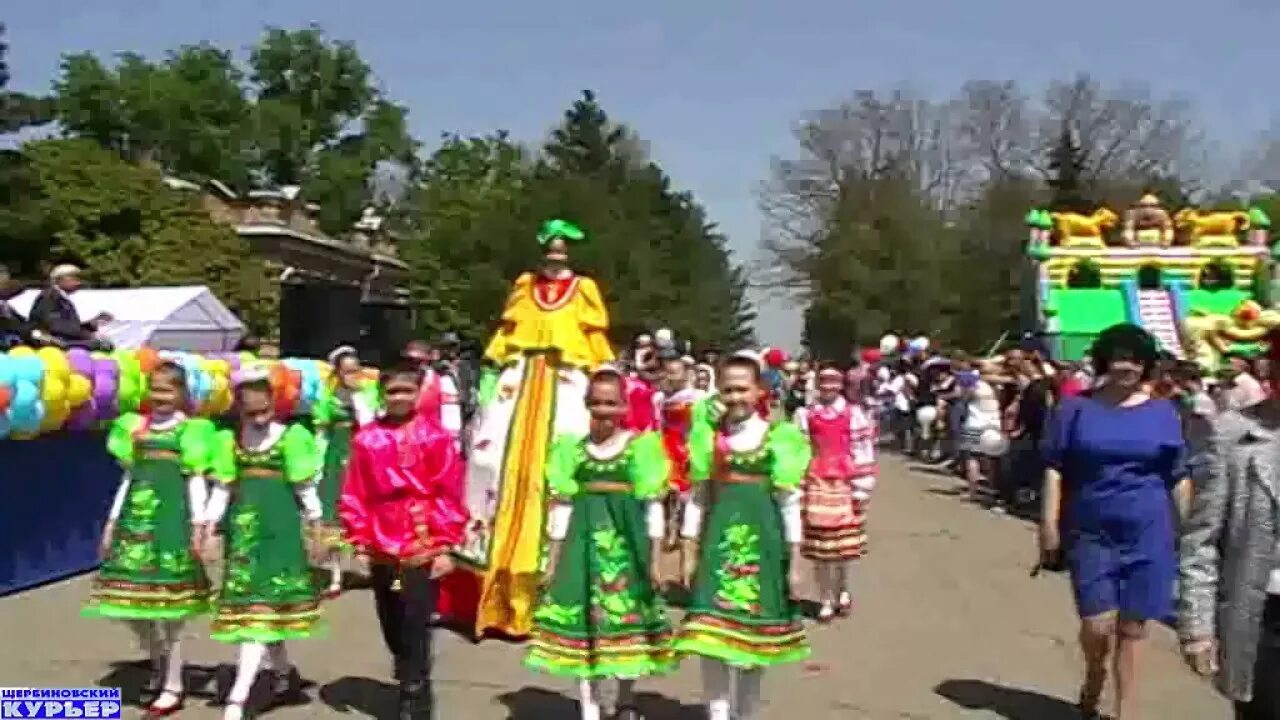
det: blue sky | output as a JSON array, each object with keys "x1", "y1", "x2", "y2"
[{"x1": 7, "y1": 0, "x2": 1280, "y2": 346}]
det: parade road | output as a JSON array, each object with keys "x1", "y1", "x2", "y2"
[{"x1": 0, "y1": 456, "x2": 1229, "y2": 718}]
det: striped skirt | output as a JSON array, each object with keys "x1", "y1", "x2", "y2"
[{"x1": 801, "y1": 478, "x2": 866, "y2": 561}]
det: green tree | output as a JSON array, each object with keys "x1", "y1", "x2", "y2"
[
  {"x1": 398, "y1": 132, "x2": 532, "y2": 342},
  {"x1": 0, "y1": 23, "x2": 55, "y2": 265},
  {"x1": 950, "y1": 176, "x2": 1042, "y2": 345},
  {"x1": 54, "y1": 46, "x2": 252, "y2": 185},
  {"x1": 542, "y1": 89, "x2": 629, "y2": 182},
  {"x1": 2, "y1": 139, "x2": 277, "y2": 332},
  {"x1": 248, "y1": 26, "x2": 418, "y2": 234},
  {"x1": 50, "y1": 26, "x2": 418, "y2": 236}
]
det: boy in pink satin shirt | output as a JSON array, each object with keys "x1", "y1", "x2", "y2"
[{"x1": 339, "y1": 361, "x2": 467, "y2": 720}]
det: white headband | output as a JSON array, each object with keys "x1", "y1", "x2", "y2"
[
  {"x1": 235, "y1": 366, "x2": 272, "y2": 387},
  {"x1": 50, "y1": 264, "x2": 81, "y2": 281},
  {"x1": 327, "y1": 345, "x2": 358, "y2": 365}
]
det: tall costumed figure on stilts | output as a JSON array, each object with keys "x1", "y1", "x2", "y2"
[{"x1": 449, "y1": 219, "x2": 616, "y2": 638}]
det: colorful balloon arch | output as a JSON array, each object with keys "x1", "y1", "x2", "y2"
[{"x1": 0, "y1": 346, "x2": 371, "y2": 440}]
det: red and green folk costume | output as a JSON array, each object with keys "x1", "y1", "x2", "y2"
[
  {"x1": 83, "y1": 413, "x2": 217, "y2": 621},
  {"x1": 674, "y1": 416, "x2": 812, "y2": 668},
  {"x1": 206, "y1": 423, "x2": 324, "y2": 643},
  {"x1": 525, "y1": 431, "x2": 676, "y2": 679}
]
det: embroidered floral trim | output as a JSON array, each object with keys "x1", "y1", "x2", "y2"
[
  {"x1": 712, "y1": 523, "x2": 762, "y2": 614},
  {"x1": 590, "y1": 528, "x2": 643, "y2": 625}
]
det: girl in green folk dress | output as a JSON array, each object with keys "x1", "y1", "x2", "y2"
[
  {"x1": 198, "y1": 369, "x2": 324, "y2": 720},
  {"x1": 526, "y1": 366, "x2": 675, "y2": 720},
  {"x1": 85, "y1": 361, "x2": 217, "y2": 718},
  {"x1": 675, "y1": 353, "x2": 812, "y2": 720},
  {"x1": 313, "y1": 346, "x2": 378, "y2": 598}
]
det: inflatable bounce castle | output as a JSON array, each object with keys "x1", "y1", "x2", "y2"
[{"x1": 1025, "y1": 193, "x2": 1280, "y2": 371}]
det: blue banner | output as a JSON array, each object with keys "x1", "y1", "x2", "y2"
[
  {"x1": 0, "y1": 433, "x2": 118, "y2": 596},
  {"x1": 0, "y1": 688, "x2": 121, "y2": 719}
]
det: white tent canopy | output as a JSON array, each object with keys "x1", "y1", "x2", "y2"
[{"x1": 6, "y1": 285, "x2": 245, "y2": 352}]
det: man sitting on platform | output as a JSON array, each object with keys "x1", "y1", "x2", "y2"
[{"x1": 28, "y1": 264, "x2": 113, "y2": 351}]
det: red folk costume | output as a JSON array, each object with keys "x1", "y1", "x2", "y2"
[
  {"x1": 794, "y1": 396, "x2": 878, "y2": 561},
  {"x1": 414, "y1": 368, "x2": 464, "y2": 441},
  {"x1": 339, "y1": 414, "x2": 468, "y2": 564},
  {"x1": 654, "y1": 387, "x2": 705, "y2": 494},
  {"x1": 415, "y1": 371, "x2": 442, "y2": 422},
  {"x1": 624, "y1": 374, "x2": 659, "y2": 432}
]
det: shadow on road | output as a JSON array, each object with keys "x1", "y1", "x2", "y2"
[
  {"x1": 911, "y1": 464, "x2": 961, "y2": 479},
  {"x1": 495, "y1": 687, "x2": 576, "y2": 719},
  {"x1": 96, "y1": 659, "x2": 224, "y2": 707},
  {"x1": 935, "y1": 679, "x2": 1080, "y2": 720},
  {"x1": 320, "y1": 676, "x2": 399, "y2": 718},
  {"x1": 496, "y1": 687, "x2": 701, "y2": 720}
]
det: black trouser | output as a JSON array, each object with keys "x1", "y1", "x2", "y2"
[
  {"x1": 999, "y1": 432, "x2": 1042, "y2": 507},
  {"x1": 371, "y1": 563, "x2": 438, "y2": 695},
  {"x1": 1237, "y1": 595, "x2": 1280, "y2": 720}
]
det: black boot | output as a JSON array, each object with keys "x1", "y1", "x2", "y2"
[{"x1": 397, "y1": 682, "x2": 433, "y2": 720}]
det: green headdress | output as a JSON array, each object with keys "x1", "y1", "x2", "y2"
[
  {"x1": 1024, "y1": 208, "x2": 1052, "y2": 229},
  {"x1": 537, "y1": 219, "x2": 587, "y2": 246}
]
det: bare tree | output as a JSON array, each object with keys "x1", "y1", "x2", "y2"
[
  {"x1": 955, "y1": 80, "x2": 1036, "y2": 181},
  {"x1": 759, "y1": 75, "x2": 1212, "y2": 349},
  {"x1": 1037, "y1": 74, "x2": 1205, "y2": 185},
  {"x1": 759, "y1": 88, "x2": 967, "y2": 293},
  {"x1": 952, "y1": 75, "x2": 1207, "y2": 194},
  {"x1": 1235, "y1": 123, "x2": 1280, "y2": 195}
]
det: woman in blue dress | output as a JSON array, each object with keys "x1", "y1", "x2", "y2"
[{"x1": 1039, "y1": 324, "x2": 1191, "y2": 720}]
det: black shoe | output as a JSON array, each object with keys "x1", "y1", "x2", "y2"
[
  {"x1": 1077, "y1": 699, "x2": 1106, "y2": 719},
  {"x1": 614, "y1": 705, "x2": 644, "y2": 720},
  {"x1": 262, "y1": 667, "x2": 305, "y2": 711}
]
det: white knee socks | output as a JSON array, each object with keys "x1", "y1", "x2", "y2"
[
  {"x1": 838, "y1": 560, "x2": 854, "y2": 606},
  {"x1": 128, "y1": 621, "x2": 184, "y2": 707},
  {"x1": 701, "y1": 659, "x2": 766, "y2": 720},
  {"x1": 737, "y1": 668, "x2": 763, "y2": 720},
  {"x1": 225, "y1": 642, "x2": 268, "y2": 720},
  {"x1": 702, "y1": 659, "x2": 733, "y2": 720},
  {"x1": 153, "y1": 622, "x2": 185, "y2": 708},
  {"x1": 327, "y1": 552, "x2": 342, "y2": 592},
  {"x1": 577, "y1": 678, "x2": 637, "y2": 720},
  {"x1": 817, "y1": 563, "x2": 833, "y2": 605},
  {"x1": 578, "y1": 679, "x2": 602, "y2": 720}
]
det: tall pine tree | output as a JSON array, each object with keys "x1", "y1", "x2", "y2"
[
  {"x1": 1046, "y1": 121, "x2": 1090, "y2": 211},
  {"x1": 532, "y1": 90, "x2": 755, "y2": 346}
]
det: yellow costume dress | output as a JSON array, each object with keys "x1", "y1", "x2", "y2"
[{"x1": 460, "y1": 270, "x2": 614, "y2": 636}]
